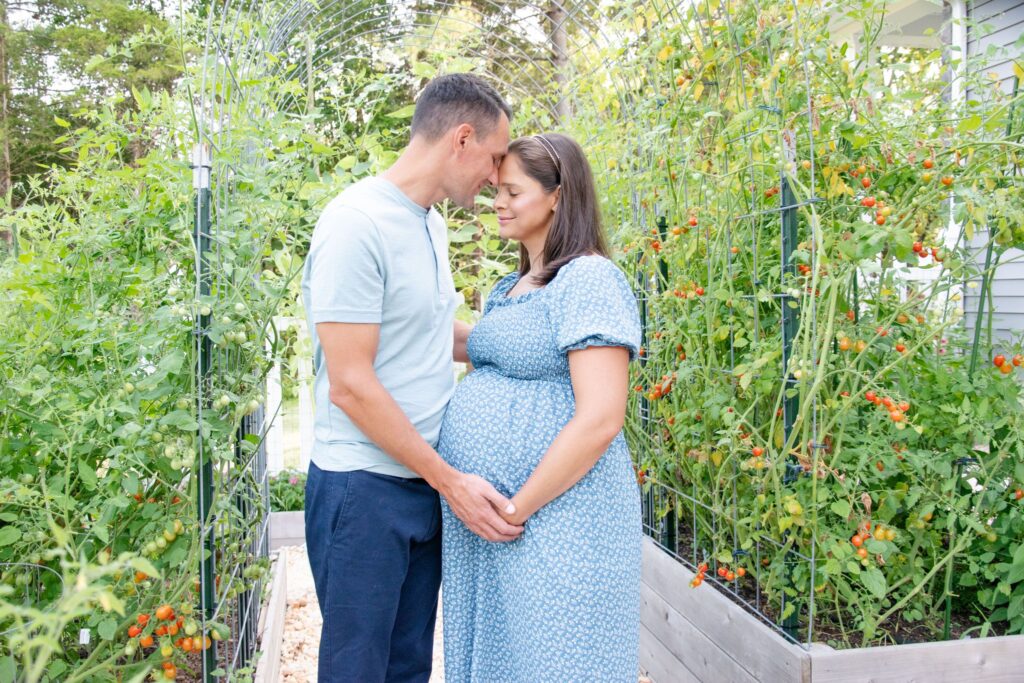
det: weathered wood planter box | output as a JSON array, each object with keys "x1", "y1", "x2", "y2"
[
  {"x1": 253, "y1": 547, "x2": 288, "y2": 683},
  {"x1": 269, "y1": 510, "x2": 305, "y2": 550},
  {"x1": 640, "y1": 537, "x2": 1021, "y2": 682}
]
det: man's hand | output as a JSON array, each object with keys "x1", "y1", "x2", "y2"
[{"x1": 440, "y1": 472, "x2": 523, "y2": 542}]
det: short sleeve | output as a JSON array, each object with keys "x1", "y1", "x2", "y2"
[
  {"x1": 306, "y1": 205, "x2": 385, "y2": 324},
  {"x1": 548, "y1": 256, "x2": 642, "y2": 359}
]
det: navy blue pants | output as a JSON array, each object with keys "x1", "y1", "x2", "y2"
[{"x1": 305, "y1": 463, "x2": 442, "y2": 682}]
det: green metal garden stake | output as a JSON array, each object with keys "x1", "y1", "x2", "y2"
[
  {"x1": 779, "y1": 175, "x2": 801, "y2": 641},
  {"x1": 192, "y1": 144, "x2": 219, "y2": 681}
]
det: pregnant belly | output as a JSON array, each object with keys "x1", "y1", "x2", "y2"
[{"x1": 438, "y1": 368, "x2": 574, "y2": 495}]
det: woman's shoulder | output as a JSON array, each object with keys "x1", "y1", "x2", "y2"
[{"x1": 552, "y1": 253, "x2": 630, "y2": 290}]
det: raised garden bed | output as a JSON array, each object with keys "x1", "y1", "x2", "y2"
[
  {"x1": 270, "y1": 511, "x2": 305, "y2": 551},
  {"x1": 640, "y1": 538, "x2": 1022, "y2": 682}
]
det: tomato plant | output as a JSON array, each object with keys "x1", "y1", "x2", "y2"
[{"x1": 580, "y1": 0, "x2": 1024, "y2": 648}]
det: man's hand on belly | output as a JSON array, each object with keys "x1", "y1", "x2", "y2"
[{"x1": 439, "y1": 471, "x2": 524, "y2": 542}]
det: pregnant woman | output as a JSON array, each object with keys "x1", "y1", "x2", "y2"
[{"x1": 438, "y1": 133, "x2": 642, "y2": 681}]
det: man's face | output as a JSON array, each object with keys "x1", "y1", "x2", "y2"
[{"x1": 449, "y1": 113, "x2": 510, "y2": 210}]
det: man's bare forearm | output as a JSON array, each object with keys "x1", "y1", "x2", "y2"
[{"x1": 330, "y1": 370, "x2": 456, "y2": 490}]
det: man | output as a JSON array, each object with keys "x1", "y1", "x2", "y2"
[{"x1": 301, "y1": 73, "x2": 522, "y2": 682}]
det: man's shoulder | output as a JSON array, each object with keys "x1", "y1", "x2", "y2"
[{"x1": 321, "y1": 178, "x2": 384, "y2": 224}]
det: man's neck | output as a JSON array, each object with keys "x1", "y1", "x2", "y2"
[{"x1": 381, "y1": 142, "x2": 446, "y2": 209}]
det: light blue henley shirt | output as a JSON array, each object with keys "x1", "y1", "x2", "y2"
[{"x1": 301, "y1": 176, "x2": 457, "y2": 478}]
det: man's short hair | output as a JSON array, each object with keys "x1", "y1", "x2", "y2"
[{"x1": 410, "y1": 73, "x2": 512, "y2": 142}]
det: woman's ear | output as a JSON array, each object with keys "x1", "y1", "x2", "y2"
[{"x1": 551, "y1": 186, "x2": 561, "y2": 212}]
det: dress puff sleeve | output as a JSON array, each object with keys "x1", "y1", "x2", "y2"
[{"x1": 547, "y1": 255, "x2": 642, "y2": 360}]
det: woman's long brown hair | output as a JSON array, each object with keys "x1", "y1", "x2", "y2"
[{"x1": 507, "y1": 133, "x2": 608, "y2": 285}]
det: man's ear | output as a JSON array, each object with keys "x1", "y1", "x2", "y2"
[{"x1": 452, "y1": 123, "x2": 474, "y2": 154}]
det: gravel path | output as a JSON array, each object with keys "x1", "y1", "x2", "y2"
[{"x1": 278, "y1": 544, "x2": 648, "y2": 682}]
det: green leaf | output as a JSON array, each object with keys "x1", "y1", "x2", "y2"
[
  {"x1": 158, "y1": 350, "x2": 185, "y2": 375},
  {"x1": 958, "y1": 114, "x2": 982, "y2": 133},
  {"x1": 0, "y1": 527, "x2": 21, "y2": 547},
  {"x1": 412, "y1": 61, "x2": 436, "y2": 78},
  {"x1": 54, "y1": 116, "x2": 71, "y2": 128},
  {"x1": 865, "y1": 539, "x2": 886, "y2": 554},
  {"x1": 160, "y1": 411, "x2": 198, "y2": 431},
  {"x1": 78, "y1": 460, "x2": 98, "y2": 489},
  {"x1": 0, "y1": 656, "x2": 15, "y2": 683},
  {"x1": 129, "y1": 557, "x2": 160, "y2": 579},
  {"x1": 861, "y1": 567, "x2": 887, "y2": 599},
  {"x1": 830, "y1": 500, "x2": 851, "y2": 518},
  {"x1": 385, "y1": 104, "x2": 416, "y2": 119},
  {"x1": 97, "y1": 618, "x2": 118, "y2": 641}
]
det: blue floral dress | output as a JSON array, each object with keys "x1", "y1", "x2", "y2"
[{"x1": 437, "y1": 255, "x2": 643, "y2": 682}]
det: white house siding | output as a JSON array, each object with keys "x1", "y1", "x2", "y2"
[{"x1": 963, "y1": 0, "x2": 1024, "y2": 344}]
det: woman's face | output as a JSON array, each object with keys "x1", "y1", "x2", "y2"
[{"x1": 494, "y1": 153, "x2": 558, "y2": 246}]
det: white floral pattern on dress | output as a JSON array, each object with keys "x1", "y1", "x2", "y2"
[{"x1": 438, "y1": 255, "x2": 643, "y2": 683}]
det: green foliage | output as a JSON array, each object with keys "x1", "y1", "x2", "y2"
[
  {"x1": 587, "y1": 0, "x2": 1024, "y2": 648},
  {"x1": 268, "y1": 470, "x2": 305, "y2": 512},
  {"x1": 2, "y1": 0, "x2": 185, "y2": 205}
]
